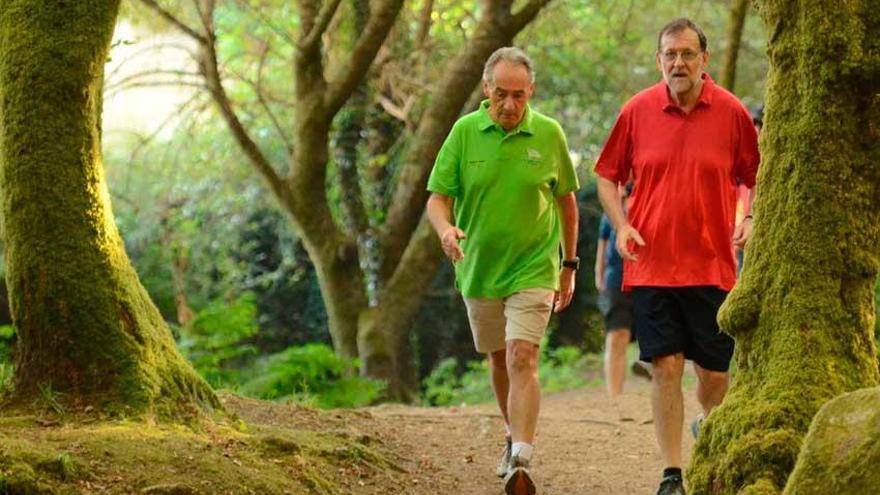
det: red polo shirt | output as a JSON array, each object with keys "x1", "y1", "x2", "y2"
[{"x1": 595, "y1": 74, "x2": 759, "y2": 291}]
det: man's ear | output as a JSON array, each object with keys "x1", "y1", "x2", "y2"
[{"x1": 482, "y1": 79, "x2": 491, "y2": 98}]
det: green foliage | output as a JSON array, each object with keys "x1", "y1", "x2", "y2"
[
  {"x1": 422, "y1": 358, "x2": 494, "y2": 407},
  {"x1": 0, "y1": 325, "x2": 14, "y2": 389},
  {"x1": 174, "y1": 293, "x2": 381, "y2": 408},
  {"x1": 0, "y1": 324, "x2": 14, "y2": 361},
  {"x1": 238, "y1": 344, "x2": 384, "y2": 408},
  {"x1": 422, "y1": 345, "x2": 600, "y2": 406},
  {"x1": 177, "y1": 294, "x2": 260, "y2": 387}
]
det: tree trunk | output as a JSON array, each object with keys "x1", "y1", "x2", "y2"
[
  {"x1": 687, "y1": 1, "x2": 880, "y2": 493},
  {"x1": 0, "y1": 0, "x2": 219, "y2": 417},
  {"x1": 358, "y1": 217, "x2": 443, "y2": 401},
  {"x1": 718, "y1": 0, "x2": 750, "y2": 91}
]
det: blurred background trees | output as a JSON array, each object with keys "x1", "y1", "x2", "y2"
[{"x1": 0, "y1": 0, "x2": 795, "y2": 407}]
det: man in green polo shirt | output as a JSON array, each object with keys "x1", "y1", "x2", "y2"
[{"x1": 426, "y1": 47, "x2": 579, "y2": 495}]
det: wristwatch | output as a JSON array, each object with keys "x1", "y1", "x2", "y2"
[{"x1": 561, "y1": 257, "x2": 580, "y2": 270}]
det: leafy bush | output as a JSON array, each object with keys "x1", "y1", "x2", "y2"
[
  {"x1": 177, "y1": 294, "x2": 260, "y2": 387},
  {"x1": 422, "y1": 345, "x2": 599, "y2": 406},
  {"x1": 238, "y1": 343, "x2": 384, "y2": 408},
  {"x1": 0, "y1": 325, "x2": 14, "y2": 387},
  {"x1": 0, "y1": 325, "x2": 14, "y2": 362}
]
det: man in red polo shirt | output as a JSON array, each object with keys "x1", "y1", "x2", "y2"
[{"x1": 595, "y1": 18, "x2": 759, "y2": 495}]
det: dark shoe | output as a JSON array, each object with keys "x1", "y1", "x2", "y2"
[
  {"x1": 656, "y1": 474, "x2": 686, "y2": 495},
  {"x1": 503, "y1": 455, "x2": 536, "y2": 495},
  {"x1": 631, "y1": 360, "x2": 653, "y2": 379},
  {"x1": 690, "y1": 414, "x2": 704, "y2": 439},
  {"x1": 495, "y1": 436, "x2": 512, "y2": 478}
]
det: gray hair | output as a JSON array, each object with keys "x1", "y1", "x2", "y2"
[{"x1": 482, "y1": 47, "x2": 535, "y2": 84}]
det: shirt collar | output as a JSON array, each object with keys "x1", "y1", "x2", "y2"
[
  {"x1": 477, "y1": 99, "x2": 534, "y2": 135},
  {"x1": 661, "y1": 72, "x2": 716, "y2": 111}
]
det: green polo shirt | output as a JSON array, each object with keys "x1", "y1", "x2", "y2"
[{"x1": 427, "y1": 100, "x2": 579, "y2": 298}]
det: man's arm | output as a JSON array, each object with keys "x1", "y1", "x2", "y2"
[
  {"x1": 733, "y1": 184, "x2": 757, "y2": 249},
  {"x1": 554, "y1": 192, "x2": 578, "y2": 313},
  {"x1": 597, "y1": 176, "x2": 644, "y2": 261},
  {"x1": 426, "y1": 192, "x2": 465, "y2": 261},
  {"x1": 595, "y1": 238, "x2": 607, "y2": 292}
]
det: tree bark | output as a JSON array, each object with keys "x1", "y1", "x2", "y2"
[
  {"x1": 687, "y1": 1, "x2": 880, "y2": 493},
  {"x1": 0, "y1": 0, "x2": 219, "y2": 417},
  {"x1": 718, "y1": 0, "x2": 750, "y2": 91}
]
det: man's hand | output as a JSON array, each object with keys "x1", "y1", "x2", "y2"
[
  {"x1": 594, "y1": 272, "x2": 606, "y2": 292},
  {"x1": 732, "y1": 217, "x2": 753, "y2": 250},
  {"x1": 554, "y1": 267, "x2": 576, "y2": 313},
  {"x1": 615, "y1": 224, "x2": 645, "y2": 261},
  {"x1": 440, "y1": 226, "x2": 466, "y2": 262}
]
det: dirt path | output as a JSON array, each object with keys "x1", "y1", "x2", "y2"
[{"x1": 364, "y1": 377, "x2": 700, "y2": 495}]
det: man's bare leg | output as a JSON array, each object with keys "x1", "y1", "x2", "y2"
[
  {"x1": 652, "y1": 352, "x2": 685, "y2": 469},
  {"x1": 488, "y1": 348, "x2": 511, "y2": 426},
  {"x1": 605, "y1": 329, "x2": 631, "y2": 397},
  {"x1": 507, "y1": 339, "x2": 540, "y2": 445},
  {"x1": 693, "y1": 362, "x2": 729, "y2": 417}
]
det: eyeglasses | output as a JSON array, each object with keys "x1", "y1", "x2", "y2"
[{"x1": 660, "y1": 50, "x2": 702, "y2": 62}]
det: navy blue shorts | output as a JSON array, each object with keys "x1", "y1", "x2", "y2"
[{"x1": 632, "y1": 286, "x2": 734, "y2": 372}]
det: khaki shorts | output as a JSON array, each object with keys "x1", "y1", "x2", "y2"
[{"x1": 463, "y1": 288, "x2": 554, "y2": 353}]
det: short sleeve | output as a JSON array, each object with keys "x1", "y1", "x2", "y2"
[
  {"x1": 733, "y1": 106, "x2": 760, "y2": 188},
  {"x1": 427, "y1": 122, "x2": 463, "y2": 197},
  {"x1": 552, "y1": 123, "x2": 579, "y2": 196},
  {"x1": 594, "y1": 108, "x2": 633, "y2": 184}
]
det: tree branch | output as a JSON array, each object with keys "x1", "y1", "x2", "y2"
[
  {"x1": 301, "y1": 0, "x2": 344, "y2": 51},
  {"x1": 138, "y1": 0, "x2": 208, "y2": 44},
  {"x1": 197, "y1": 18, "x2": 290, "y2": 207},
  {"x1": 510, "y1": 0, "x2": 553, "y2": 34},
  {"x1": 323, "y1": 0, "x2": 405, "y2": 117}
]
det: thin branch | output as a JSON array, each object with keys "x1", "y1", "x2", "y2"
[
  {"x1": 233, "y1": 0, "x2": 297, "y2": 47},
  {"x1": 104, "y1": 80, "x2": 206, "y2": 99},
  {"x1": 105, "y1": 69, "x2": 202, "y2": 92},
  {"x1": 254, "y1": 42, "x2": 295, "y2": 153},
  {"x1": 107, "y1": 42, "x2": 198, "y2": 81},
  {"x1": 301, "y1": 0, "x2": 344, "y2": 51},
  {"x1": 324, "y1": 0, "x2": 405, "y2": 117},
  {"x1": 415, "y1": 0, "x2": 434, "y2": 49},
  {"x1": 198, "y1": 18, "x2": 290, "y2": 208},
  {"x1": 510, "y1": 0, "x2": 553, "y2": 33},
  {"x1": 138, "y1": 0, "x2": 208, "y2": 44}
]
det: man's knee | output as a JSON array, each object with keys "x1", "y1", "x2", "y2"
[
  {"x1": 606, "y1": 330, "x2": 631, "y2": 350},
  {"x1": 697, "y1": 367, "x2": 729, "y2": 389},
  {"x1": 652, "y1": 353, "x2": 684, "y2": 383},
  {"x1": 506, "y1": 340, "x2": 538, "y2": 375},
  {"x1": 488, "y1": 349, "x2": 507, "y2": 372}
]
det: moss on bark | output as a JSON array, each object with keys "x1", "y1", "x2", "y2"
[
  {"x1": 782, "y1": 387, "x2": 880, "y2": 494},
  {"x1": 0, "y1": 0, "x2": 218, "y2": 417},
  {"x1": 687, "y1": 1, "x2": 880, "y2": 493}
]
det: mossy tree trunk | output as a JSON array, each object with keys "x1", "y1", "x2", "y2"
[
  {"x1": 687, "y1": 1, "x2": 880, "y2": 493},
  {"x1": 0, "y1": 0, "x2": 219, "y2": 417}
]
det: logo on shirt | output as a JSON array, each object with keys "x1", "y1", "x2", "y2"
[{"x1": 527, "y1": 148, "x2": 542, "y2": 162}]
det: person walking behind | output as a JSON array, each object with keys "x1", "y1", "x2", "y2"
[
  {"x1": 595, "y1": 183, "x2": 650, "y2": 400},
  {"x1": 426, "y1": 47, "x2": 580, "y2": 495}
]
